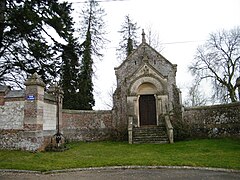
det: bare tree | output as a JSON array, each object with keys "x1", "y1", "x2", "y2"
[
  {"x1": 103, "y1": 85, "x2": 116, "y2": 109},
  {"x1": 189, "y1": 27, "x2": 240, "y2": 103},
  {"x1": 145, "y1": 25, "x2": 164, "y2": 52},
  {"x1": 183, "y1": 82, "x2": 207, "y2": 107}
]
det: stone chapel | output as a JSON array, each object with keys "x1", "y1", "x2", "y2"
[{"x1": 113, "y1": 30, "x2": 182, "y2": 143}]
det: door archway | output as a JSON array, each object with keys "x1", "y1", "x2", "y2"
[
  {"x1": 139, "y1": 94, "x2": 157, "y2": 126},
  {"x1": 137, "y1": 83, "x2": 157, "y2": 126}
]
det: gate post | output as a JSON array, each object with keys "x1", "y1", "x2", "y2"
[
  {"x1": 23, "y1": 73, "x2": 45, "y2": 151},
  {"x1": 24, "y1": 73, "x2": 45, "y2": 131}
]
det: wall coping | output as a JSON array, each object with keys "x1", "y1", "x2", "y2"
[
  {"x1": 0, "y1": 85, "x2": 10, "y2": 93},
  {"x1": 44, "y1": 93, "x2": 56, "y2": 102},
  {"x1": 184, "y1": 102, "x2": 240, "y2": 111},
  {"x1": 5, "y1": 90, "x2": 25, "y2": 98},
  {"x1": 62, "y1": 109, "x2": 113, "y2": 114}
]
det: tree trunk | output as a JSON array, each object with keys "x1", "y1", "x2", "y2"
[
  {"x1": 0, "y1": 0, "x2": 6, "y2": 49},
  {"x1": 228, "y1": 87, "x2": 237, "y2": 102}
]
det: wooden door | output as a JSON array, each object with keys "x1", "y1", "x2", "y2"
[{"x1": 139, "y1": 95, "x2": 157, "y2": 126}]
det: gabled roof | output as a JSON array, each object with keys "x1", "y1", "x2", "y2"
[{"x1": 115, "y1": 41, "x2": 175, "y2": 71}]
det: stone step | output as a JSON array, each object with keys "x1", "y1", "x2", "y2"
[
  {"x1": 133, "y1": 140, "x2": 168, "y2": 144},
  {"x1": 133, "y1": 135, "x2": 168, "y2": 141},
  {"x1": 133, "y1": 134, "x2": 167, "y2": 139},
  {"x1": 132, "y1": 125, "x2": 169, "y2": 144},
  {"x1": 133, "y1": 137, "x2": 168, "y2": 142}
]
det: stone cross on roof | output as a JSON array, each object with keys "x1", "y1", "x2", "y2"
[{"x1": 142, "y1": 29, "x2": 146, "y2": 43}]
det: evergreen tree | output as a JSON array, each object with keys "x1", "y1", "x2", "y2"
[
  {"x1": 78, "y1": 0, "x2": 107, "y2": 110},
  {"x1": 61, "y1": 36, "x2": 82, "y2": 109},
  {"x1": 79, "y1": 29, "x2": 94, "y2": 110},
  {"x1": 0, "y1": 0, "x2": 75, "y2": 88},
  {"x1": 117, "y1": 15, "x2": 139, "y2": 61}
]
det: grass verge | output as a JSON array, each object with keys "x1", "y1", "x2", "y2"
[{"x1": 0, "y1": 138, "x2": 239, "y2": 172}]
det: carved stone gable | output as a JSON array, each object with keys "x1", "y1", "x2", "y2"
[{"x1": 128, "y1": 62, "x2": 167, "y2": 82}]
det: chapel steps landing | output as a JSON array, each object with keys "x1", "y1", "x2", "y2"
[{"x1": 132, "y1": 125, "x2": 169, "y2": 144}]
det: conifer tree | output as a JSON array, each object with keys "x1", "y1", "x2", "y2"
[
  {"x1": 117, "y1": 15, "x2": 139, "y2": 61},
  {"x1": 61, "y1": 36, "x2": 82, "y2": 109},
  {"x1": 0, "y1": 0, "x2": 75, "y2": 88},
  {"x1": 78, "y1": 0, "x2": 107, "y2": 110},
  {"x1": 79, "y1": 29, "x2": 94, "y2": 110}
]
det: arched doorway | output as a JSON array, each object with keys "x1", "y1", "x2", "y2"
[
  {"x1": 139, "y1": 94, "x2": 157, "y2": 126},
  {"x1": 137, "y1": 83, "x2": 157, "y2": 126}
]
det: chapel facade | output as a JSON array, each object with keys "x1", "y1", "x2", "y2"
[{"x1": 113, "y1": 30, "x2": 181, "y2": 143}]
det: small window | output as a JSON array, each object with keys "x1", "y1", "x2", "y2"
[{"x1": 134, "y1": 61, "x2": 137, "y2": 65}]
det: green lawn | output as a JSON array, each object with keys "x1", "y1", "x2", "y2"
[{"x1": 0, "y1": 139, "x2": 239, "y2": 172}]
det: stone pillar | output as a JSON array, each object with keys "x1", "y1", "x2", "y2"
[
  {"x1": 24, "y1": 73, "x2": 46, "y2": 131},
  {"x1": 128, "y1": 116, "x2": 133, "y2": 144},
  {"x1": 0, "y1": 86, "x2": 10, "y2": 105}
]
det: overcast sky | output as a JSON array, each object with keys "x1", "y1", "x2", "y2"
[{"x1": 67, "y1": 0, "x2": 240, "y2": 109}]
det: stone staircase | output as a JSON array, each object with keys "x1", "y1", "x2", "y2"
[{"x1": 132, "y1": 125, "x2": 169, "y2": 144}]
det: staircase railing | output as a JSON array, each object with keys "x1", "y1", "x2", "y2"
[{"x1": 165, "y1": 115, "x2": 174, "y2": 143}]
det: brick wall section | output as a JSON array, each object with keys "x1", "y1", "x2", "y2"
[
  {"x1": 182, "y1": 102, "x2": 240, "y2": 138},
  {"x1": 62, "y1": 109, "x2": 116, "y2": 141}
]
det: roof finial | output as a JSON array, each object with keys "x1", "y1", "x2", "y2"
[{"x1": 142, "y1": 29, "x2": 146, "y2": 43}]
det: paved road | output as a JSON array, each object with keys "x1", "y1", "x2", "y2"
[{"x1": 0, "y1": 168, "x2": 240, "y2": 180}]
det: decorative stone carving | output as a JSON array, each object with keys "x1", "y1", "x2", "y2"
[{"x1": 24, "y1": 72, "x2": 45, "y2": 87}]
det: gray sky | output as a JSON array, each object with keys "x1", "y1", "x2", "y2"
[{"x1": 67, "y1": 0, "x2": 240, "y2": 109}]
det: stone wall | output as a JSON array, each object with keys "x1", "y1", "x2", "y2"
[
  {"x1": 62, "y1": 110, "x2": 116, "y2": 142},
  {"x1": 180, "y1": 102, "x2": 240, "y2": 139},
  {"x1": 43, "y1": 102, "x2": 57, "y2": 131},
  {"x1": 0, "y1": 130, "x2": 48, "y2": 151},
  {"x1": 0, "y1": 73, "x2": 59, "y2": 151},
  {"x1": 0, "y1": 101, "x2": 24, "y2": 129},
  {"x1": 0, "y1": 88, "x2": 25, "y2": 130}
]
